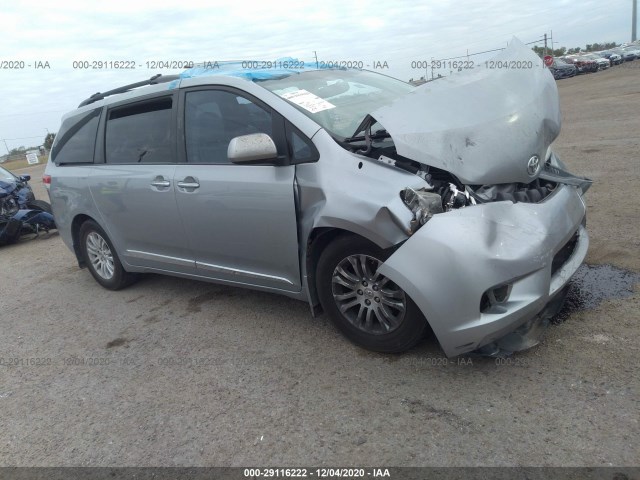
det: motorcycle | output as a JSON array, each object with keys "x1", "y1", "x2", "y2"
[{"x1": 0, "y1": 166, "x2": 56, "y2": 246}]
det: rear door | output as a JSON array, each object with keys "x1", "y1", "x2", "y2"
[
  {"x1": 173, "y1": 87, "x2": 301, "y2": 291},
  {"x1": 90, "y1": 94, "x2": 195, "y2": 273}
]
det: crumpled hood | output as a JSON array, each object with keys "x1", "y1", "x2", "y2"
[
  {"x1": 0, "y1": 180, "x2": 17, "y2": 197},
  {"x1": 371, "y1": 38, "x2": 561, "y2": 185}
]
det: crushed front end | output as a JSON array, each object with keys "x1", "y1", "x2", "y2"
[
  {"x1": 357, "y1": 39, "x2": 591, "y2": 356},
  {"x1": 380, "y1": 175, "x2": 588, "y2": 357}
]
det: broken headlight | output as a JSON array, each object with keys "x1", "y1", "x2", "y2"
[
  {"x1": 401, "y1": 187, "x2": 443, "y2": 233},
  {"x1": 0, "y1": 196, "x2": 19, "y2": 218}
]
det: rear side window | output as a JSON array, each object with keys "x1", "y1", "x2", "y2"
[
  {"x1": 51, "y1": 108, "x2": 101, "y2": 165},
  {"x1": 105, "y1": 97, "x2": 173, "y2": 164}
]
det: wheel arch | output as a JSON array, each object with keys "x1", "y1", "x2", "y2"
[
  {"x1": 71, "y1": 213, "x2": 97, "y2": 268},
  {"x1": 304, "y1": 227, "x2": 403, "y2": 315}
]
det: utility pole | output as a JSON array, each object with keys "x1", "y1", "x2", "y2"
[
  {"x1": 544, "y1": 33, "x2": 548, "y2": 56},
  {"x1": 313, "y1": 51, "x2": 319, "y2": 69},
  {"x1": 633, "y1": 0, "x2": 637, "y2": 41},
  {"x1": 2, "y1": 139, "x2": 9, "y2": 155}
]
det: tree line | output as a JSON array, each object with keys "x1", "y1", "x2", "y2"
[{"x1": 532, "y1": 41, "x2": 619, "y2": 58}]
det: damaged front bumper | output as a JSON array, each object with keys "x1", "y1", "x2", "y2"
[
  {"x1": 379, "y1": 184, "x2": 588, "y2": 357},
  {"x1": 472, "y1": 283, "x2": 571, "y2": 357}
]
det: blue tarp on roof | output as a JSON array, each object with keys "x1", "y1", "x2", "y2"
[{"x1": 179, "y1": 57, "x2": 339, "y2": 81}]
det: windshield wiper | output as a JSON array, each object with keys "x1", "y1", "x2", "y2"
[
  {"x1": 344, "y1": 113, "x2": 391, "y2": 144},
  {"x1": 340, "y1": 113, "x2": 391, "y2": 155},
  {"x1": 343, "y1": 130, "x2": 391, "y2": 143},
  {"x1": 348, "y1": 114, "x2": 374, "y2": 140}
]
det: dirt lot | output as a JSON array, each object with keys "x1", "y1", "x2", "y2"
[{"x1": 0, "y1": 65, "x2": 638, "y2": 468}]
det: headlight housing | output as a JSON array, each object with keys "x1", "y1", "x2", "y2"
[
  {"x1": 401, "y1": 187, "x2": 443, "y2": 234},
  {"x1": 0, "y1": 196, "x2": 19, "y2": 217}
]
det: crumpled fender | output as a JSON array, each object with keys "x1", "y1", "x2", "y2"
[
  {"x1": 296, "y1": 130, "x2": 427, "y2": 250},
  {"x1": 378, "y1": 185, "x2": 587, "y2": 357}
]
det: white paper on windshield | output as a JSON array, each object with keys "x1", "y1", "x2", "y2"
[{"x1": 281, "y1": 89, "x2": 336, "y2": 113}]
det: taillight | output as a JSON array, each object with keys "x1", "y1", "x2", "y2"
[{"x1": 42, "y1": 174, "x2": 51, "y2": 185}]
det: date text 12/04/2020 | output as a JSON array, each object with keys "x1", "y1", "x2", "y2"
[{"x1": 243, "y1": 468, "x2": 391, "y2": 478}]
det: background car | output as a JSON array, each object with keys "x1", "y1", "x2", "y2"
[
  {"x1": 0, "y1": 165, "x2": 55, "y2": 245},
  {"x1": 611, "y1": 47, "x2": 636, "y2": 62},
  {"x1": 582, "y1": 53, "x2": 610, "y2": 70},
  {"x1": 549, "y1": 58, "x2": 577, "y2": 79},
  {"x1": 0, "y1": 165, "x2": 38, "y2": 211},
  {"x1": 597, "y1": 51, "x2": 622, "y2": 65},
  {"x1": 561, "y1": 56, "x2": 590, "y2": 73},
  {"x1": 623, "y1": 46, "x2": 640, "y2": 59}
]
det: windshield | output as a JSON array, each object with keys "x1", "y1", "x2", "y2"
[
  {"x1": 258, "y1": 69, "x2": 414, "y2": 138},
  {"x1": 0, "y1": 166, "x2": 17, "y2": 183}
]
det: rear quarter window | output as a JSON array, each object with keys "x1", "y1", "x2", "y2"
[{"x1": 51, "y1": 108, "x2": 101, "y2": 165}]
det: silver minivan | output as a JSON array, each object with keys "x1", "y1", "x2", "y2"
[{"x1": 46, "y1": 40, "x2": 591, "y2": 356}]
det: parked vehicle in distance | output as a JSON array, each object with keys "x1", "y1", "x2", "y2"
[
  {"x1": 582, "y1": 53, "x2": 610, "y2": 70},
  {"x1": 549, "y1": 58, "x2": 577, "y2": 79},
  {"x1": 46, "y1": 39, "x2": 591, "y2": 357},
  {"x1": 0, "y1": 165, "x2": 56, "y2": 245},
  {"x1": 560, "y1": 56, "x2": 590, "y2": 73},
  {"x1": 623, "y1": 46, "x2": 640, "y2": 59},
  {"x1": 611, "y1": 47, "x2": 636, "y2": 62},
  {"x1": 597, "y1": 51, "x2": 622, "y2": 66},
  {"x1": 581, "y1": 55, "x2": 599, "y2": 72}
]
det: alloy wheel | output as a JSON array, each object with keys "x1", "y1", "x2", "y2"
[
  {"x1": 331, "y1": 254, "x2": 406, "y2": 334},
  {"x1": 86, "y1": 232, "x2": 115, "y2": 280}
]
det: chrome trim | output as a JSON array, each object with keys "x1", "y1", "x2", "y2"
[
  {"x1": 196, "y1": 261, "x2": 294, "y2": 286},
  {"x1": 126, "y1": 249, "x2": 195, "y2": 267},
  {"x1": 177, "y1": 181, "x2": 200, "y2": 189},
  {"x1": 150, "y1": 180, "x2": 171, "y2": 188}
]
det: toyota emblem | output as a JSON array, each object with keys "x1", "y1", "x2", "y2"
[{"x1": 527, "y1": 155, "x2": 540, "y2": 176}]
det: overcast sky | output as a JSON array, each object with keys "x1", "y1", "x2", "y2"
[{"x1": 0, "y1": 0, "x2": 633, "y2": 153}]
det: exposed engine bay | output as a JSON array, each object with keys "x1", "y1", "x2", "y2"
[{"x1": 341, "y1": 130, "x2": 565, "y2": 234}]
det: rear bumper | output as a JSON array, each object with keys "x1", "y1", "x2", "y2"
[{"x1": 380, "y1": 185, "x2": 588, "y2": 357}]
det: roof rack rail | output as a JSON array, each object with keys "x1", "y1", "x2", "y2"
[{"x1": 77, "y1": 74, "x2": 180, "y2": 108}]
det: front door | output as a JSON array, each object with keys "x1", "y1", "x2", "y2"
[{"x1": 174, "y1": 88, "x2": 301, "y2": 291}]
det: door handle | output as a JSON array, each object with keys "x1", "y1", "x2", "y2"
[
  {"x1": 150, "y1": 176, "x2": 171, "y2": 188},
  {"x1": 177, "y1": 177, "x2": 200, "y2": 189}
]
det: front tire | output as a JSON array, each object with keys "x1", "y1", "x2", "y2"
[
  {"x1": 79, "y1": 220, "x2": 136, "y2": 290},
  {"x1": 316, "y1": 235, "x2": 428, "y2": 353},
  {"x1": 27, "y1": 199, "x2": 52, "y2": 214}
]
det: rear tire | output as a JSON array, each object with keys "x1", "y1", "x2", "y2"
[
  {"x1": 316, "y1": 235, "x2": 428, "y2": 353},
  {"x1": 79, "y1": 220, "x2": 136, "y2": 290}
]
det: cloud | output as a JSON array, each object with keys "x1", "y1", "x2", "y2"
[{"x1": 0, "y1": 0, "x2": 632, "y2": 151}]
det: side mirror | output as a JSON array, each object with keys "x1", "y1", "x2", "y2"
[
  {"x1": 20, "y1": 175, "x2": 31, "y2": 182},
  {"x1": 228, "y1": 133, "x2": 278, "y2": 164}
]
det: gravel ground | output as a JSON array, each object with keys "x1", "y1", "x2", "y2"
[{"x1": 0, "y1": 64, "x2": 638, "y2": 468}]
